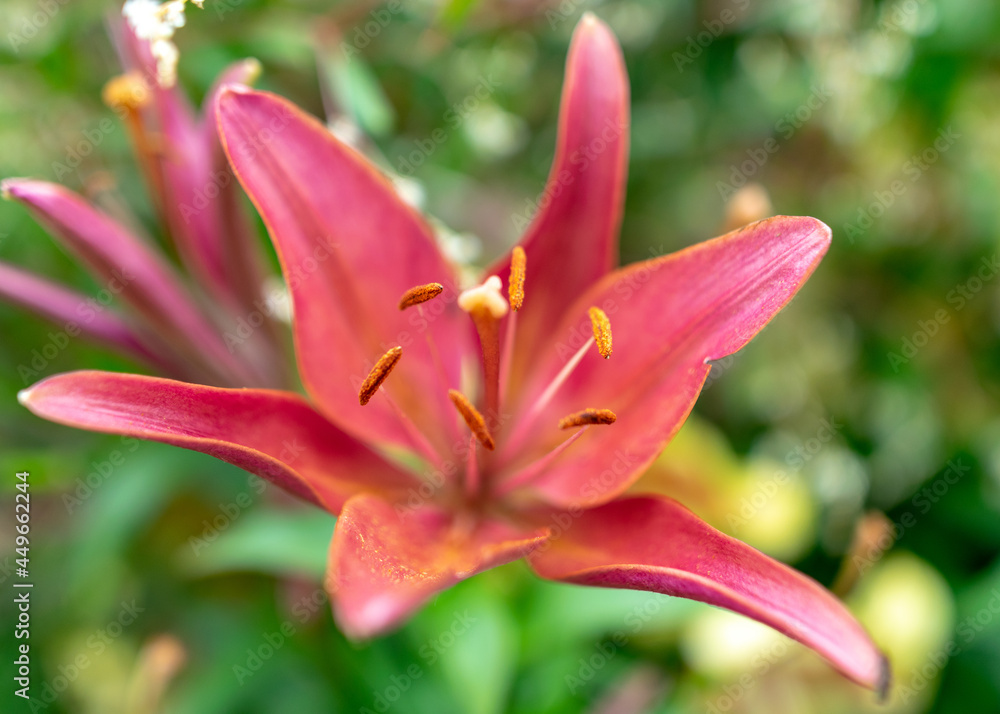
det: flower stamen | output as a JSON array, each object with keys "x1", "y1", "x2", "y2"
[
  {"x1": 558, "y1": 408, "x2": 617, "y2": 429},
  {"x1": 397, "y1": 282, "x2": 453, "y2": 399},
  {"x1": 358, "y1": 346, "x2": 402, "y2": 406},
  {"x1": 103, "y1": 72, "x2": 167, "y2": 219},
  {"x1": 102, "y1": 73, "x2": 151, "y2": 112},
  {"x1": 509, "y1": 247, "x2": 526, "y2": 311},
  {"x1": 588, "y1": 306, "x2": 613, "y2": 359},
  {"x1": 500, "y1": 248, "x2": 527, "y2": 407},
  {"x1": 448, "y1": 389, "x2": 495, "y2": 451},
  {"x1": 398, "y1": 282, "x2": 444, "y2": 310}
]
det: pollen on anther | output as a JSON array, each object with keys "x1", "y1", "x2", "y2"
[
  {"x1": 509, "y1": 247, "x2": 526, "y2": 311},
  {"x1": 558, "y1": 408, "x2": 617, "y2": 429},
  {"x1": 358, "y1": 346, "x2": 403, "y2": 406},
  {"x1": 102, "y1": 72, "x2": 151, "y2": 112},
  {"x1": 398, "y1": 283, "x2": 444, "y2": 310},
  {"x1": 588, "y1": 307, "x2": 613, "y2": 359},
  {"x1": 448, "y1": 389, "x2": 495, "y2": 450}
]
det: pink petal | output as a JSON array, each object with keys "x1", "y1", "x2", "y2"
[
  {"x1": 150, "y1": 59, "x2": 284, "y2": 382},
  {"x1": 18, "y1": 371, "x2": 416, "y2": 512},
  {"x1": 490, "y1": 14, "x2": 629, "y2": 372},
  {"x1": 528, "y1": 495, "x2": 889, "y2": 694},
  {"x1": 504, "y1": 216, "x2": 831, "y2": 508},
  {"x1": 217, "y1": 86, "x2": 473, "y2": 455},
  {"x1": 114, "y1": 19, "x2": 167, "y2": 96},
  {"x1": 0, "y1": 261, "x2": 166, "y2": 371},
  {"x1": 329, "y1": 493, "x2": 550, "y2": 638},
  {"x1": 116, "y1": 22, "x2": 242, "y2": 309},
  {"x1": 203, "y1": 60, "x2": 274, "y2": 311},
  {"x1": 2, "y1": 179, "x2": 256, "y2": 386},
  {"x1": 165, "y1": 60, "x2": 273, "y2": 320}
]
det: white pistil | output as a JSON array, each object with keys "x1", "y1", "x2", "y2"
[
  {"x1": 458, "y1": 275, "x2": 508, "y2": 420},
  {"x1": 457, "y1": 275, "x2": 508, "y2": 319}
]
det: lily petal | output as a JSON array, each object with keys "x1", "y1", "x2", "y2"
[
  {"x1": 0, "y1": 261, "x2": 167, "y2": 371},
  {"x1": 2, "y1": 179, "x2": 256, "y2": 386},
  {"x1": 217, "y1": 86, "x2": 472, "y2": 455},
  {"x1": 163, "y1": 59, "x2": 271, "y2": 318},
  {"x1": 150, "y1": 58, "x2": 284, "y2": 382},
  {"x1": 490, "y1": 14, "x2": 629, "y2": 371},
  {"x1": 116, "y1": 23, "x2": 256, "y2": 311},
  {"x1": 528, "y1": 495, "x2": 889, "y2": 694},
  {"x1": 329, "y1": 493, "x2": 550, "y2": 638},
  {"x1": 18, "y1": 371, "x2": 416, "y2": 512},
  {"x1": 201, "y1": 60, "x2": 274, "y2": 313},
  {"x1": 505, "y1": 216, "x2": 831, "y2": 508}
]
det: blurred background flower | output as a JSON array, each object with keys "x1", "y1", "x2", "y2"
[{"x1": 2, "y1": 0, "x2": 999, "y2": 712}]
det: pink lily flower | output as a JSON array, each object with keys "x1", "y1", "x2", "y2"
[
  {"x1": 2, "y1": 26, "x2": 283, "y2": 388},
  {"x1": 17, "y1": 15, "x2": 888, "y2": 694}
]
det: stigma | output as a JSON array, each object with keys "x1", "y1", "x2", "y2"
[{"x1": 458, "y1": 276, "x2": 508, "y2": 319}]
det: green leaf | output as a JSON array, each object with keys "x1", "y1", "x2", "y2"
[
  {"x1": 322, "y1": 49, "x2": 395, "y2": 137},
  {"x1": 178, "y1": 507, "x2": 335, "y2": 579}
]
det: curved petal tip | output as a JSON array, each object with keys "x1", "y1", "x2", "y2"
[{"x1": 877, "y1": 652, "x2": 892, "y2": 701}]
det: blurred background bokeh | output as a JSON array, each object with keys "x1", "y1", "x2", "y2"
[{"x1": 2, "y1": 0, "x2": 999, "y2": 712}]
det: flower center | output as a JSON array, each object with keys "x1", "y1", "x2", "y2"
[{"x1": 354, "y1": 251, "x2": 617, "y2": 505}]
